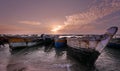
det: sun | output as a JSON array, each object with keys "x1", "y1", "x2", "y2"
[{"x1": 51, "y1": 25, "x2": 62, "y2": 33}]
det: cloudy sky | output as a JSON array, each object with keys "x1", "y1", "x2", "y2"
[{"x1": 0, "y1": 0, "x2": 120, "y2": 34}]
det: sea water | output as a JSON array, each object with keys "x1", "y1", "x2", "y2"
[{"x1": 0, "y1": 45, "x2": 120, "y2": 71}]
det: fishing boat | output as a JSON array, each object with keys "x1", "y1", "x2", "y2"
[
  {"x1": 41, "y1": 34, "x2": 55, "y2": 46},
  {"x1": 55, "y1": 37, "x2": 67, "y2": 48},
  {"x1": 66, "y1": 27, "x2": 118, "y2": 66},
  {"x1": 0, "y1": 36, "x2": 9, "y2": 47},
  {"x1": 107, "y1": 35, "x2": 120, "y2": 48},
  {"x1": 8, "y1": 36, "x2": 43, "y2": 50}
]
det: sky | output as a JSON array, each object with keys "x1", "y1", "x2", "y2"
[{"x1": 0, "y1": 0, "x2": 120, "y2": 34}]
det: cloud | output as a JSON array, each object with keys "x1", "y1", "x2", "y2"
[
  {"x1": 19, "y1": 20, "x2": 41, "y2": 25},
  {"x1": 0, "y1": 24, "x2": 29, "y2": 34},
  {"x1": 59, "y1": 0, "x2": 120, "y2": 34},
  {"x1": 0, "y1": 23, "x2": 48, "y2": 34}
]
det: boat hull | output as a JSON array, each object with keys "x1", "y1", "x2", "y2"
[
  {"x1": 55, "y1": 38, "x2": 67, "y2": 48},
  {"x1": 107, "y1": 42, "x2": 120, "y2": 48},
  {"x1": 9, "y1": 38, "x2": 44, "y2": 50},
  {"x1": 67, "y1": 47, "x2": 100, "y2": 66}
]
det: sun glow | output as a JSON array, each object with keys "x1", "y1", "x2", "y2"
[{"x1": 51, "y1": 25, "x2": 62, "y2": 33}]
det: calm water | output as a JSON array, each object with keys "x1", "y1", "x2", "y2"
[{"x1": 0, "y1": 44, "x2": 120, "y2": 71}]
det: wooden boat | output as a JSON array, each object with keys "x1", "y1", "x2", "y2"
[
  {"x1": 55, "y1": 37, "x2": 67, "y2": 48},
  {"x1": 67, "y1": 27, "x2": 118, "y2": 66},
  {"x1": 41, "y1": 34, "x2": 54, "y2": 46},
  {"x1": 8, "y1": 36, "x2": 43, "y2": 50},
  {"x1": 0, "y1": 36, "x2": 9, "y2": 47},
  {"x1": 107, "y1": 35, "x2": 120, "y2": 48}
]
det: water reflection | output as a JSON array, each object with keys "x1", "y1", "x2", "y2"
[
  {"x1": 44, "y1": 45, "x2": 53, "y2": 52},
  {"x1": 0, "y1": 44, "x2": 11, "y2": 71},
  {"x1": 0, "y1": 45, "x2": 120, "y2": 71},
  {"x1": 96, "y1": 47, "x2": 120, "y2": 71},
  {"x1": 7, "y1": 46, "x2": 70, "y2": 71}
]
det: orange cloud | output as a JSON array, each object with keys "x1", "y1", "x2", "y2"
[
  {"x1": 51, "y1": 25, "x2": 62, "y2": 32},
  {"x1": 19, "y1": 21, "x2": 41, "y2": 25}
]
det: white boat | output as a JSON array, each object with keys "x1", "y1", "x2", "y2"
[
  {"x1": 9, "y1": 37, "x2": 43, "y2": 50},
  {"x1": 67, "y1": 26, "x2": 118, "y2": 66}
]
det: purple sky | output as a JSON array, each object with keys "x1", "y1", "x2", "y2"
[{"x1": 0, "y1": 0, "x2": 120, "y2": 34}]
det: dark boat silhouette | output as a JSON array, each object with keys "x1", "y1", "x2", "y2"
[{"x1": 107, "y1": 35, "x2": 120, "y2": 48}]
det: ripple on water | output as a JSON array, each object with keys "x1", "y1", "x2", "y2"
[{"x1": 0, "y1": 45, "x2": 120, "y2": 71}]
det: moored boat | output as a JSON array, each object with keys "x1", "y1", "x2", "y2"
[
  {"x1": 0, "y1": 36, "x2": 9, "y2": 47},
  {"x1": 8, "y1": 36, "x2": 43, "y2": 50},
  {"x1": 55, "y1": 37, "x2": 67, "y2": 48},
  {"x1": 9, "y1": 37, "x2": 26, "y2": 49},
  {"x1": 66, "y1": 27, "x2": 118, "y2": 66},
  {"x1": 107, "y1": 35, "x2": 120, "y2": 48},
  {"x1": 41, "y1": 34, "x2": 55, "y2": 46}
]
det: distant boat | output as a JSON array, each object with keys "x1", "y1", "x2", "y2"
[
  {"x1": 41, "y1": 34, "x2": 55, "y2": 46},
  {"x1": 107, "y1": 35, "x2": 120, "y2": 48},
  {"x1": 0, "y1": 36, "x2": 9, "y2": 47},
  {"x1": 66, "y1": 26, "x2": 118, "y2": 66},
  {"x1": 55, "y1": 37, "x2": 67, "y2": 48}
]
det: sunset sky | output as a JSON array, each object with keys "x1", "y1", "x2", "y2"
[{"x1": 0, "y1": 0, "x2": 120, "y2": 34}]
